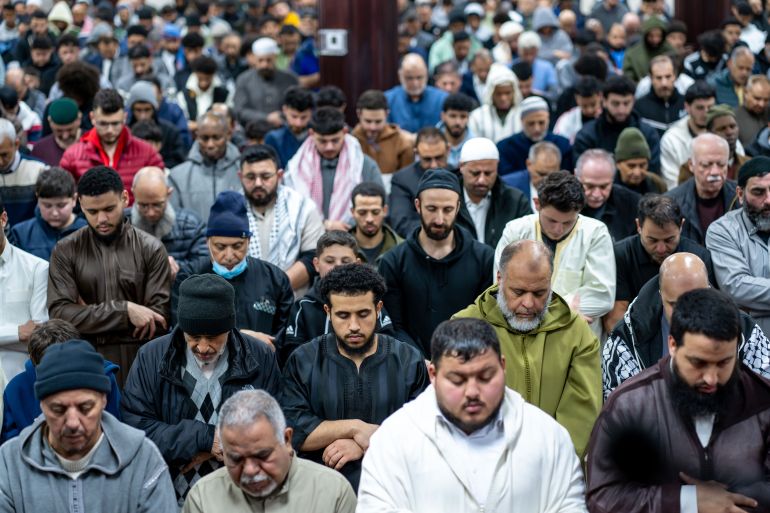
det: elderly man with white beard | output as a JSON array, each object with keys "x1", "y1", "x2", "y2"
[
  {"x1": 454, "y1": 239, "x2": 602, "y2": 458},
  {"x1": 182, "y1": 390, "x2": 356, "y2": 513}
]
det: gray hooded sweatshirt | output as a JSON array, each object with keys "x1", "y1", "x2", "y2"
[
  {"x1": 532, "y1": 7, "x2": 574, "y2": 65},
  {"x1": 169, "y1": 141, "x2": 243, "y2": 222},
  {"x1": 0, "y1": 412, "x2": 176, "y2": 513}
]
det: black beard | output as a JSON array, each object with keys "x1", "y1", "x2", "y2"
[
  {"x1": 446, "y1": 125, "x2": 466, "y2": 139},
  {"x1": 670, "y1": 358, "x2": 738, "y2": 419},
  {"x1": 337, "y1": 332, "x2": 376, "y2": 356},
  {"x1": 247, "y1": 187, "x2": 278, "y2": 208},
  {"x1": 257, "y1": 68, "x2": 275, "y2": 80},
  {"x1": 437, "y1": 395, "x2": 503, "y2": 435},
  {"x1": 89, "y1": 221, "x2": 122, "y2": 244},
  {"x1": 420, "y1": 218, "x2": 453, "y2": 240}
]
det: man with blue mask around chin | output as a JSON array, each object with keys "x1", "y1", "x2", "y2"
[
  {"x1": 174, "y1": 190, "x2": 294, "y2": 352},
  {"x1": 121, "y1": 273, "x2": 282, "y2": 505}
]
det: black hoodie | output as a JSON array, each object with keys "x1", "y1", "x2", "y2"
[{"x1": 378, "y1": 226, "x2": 494, "y2": 357}]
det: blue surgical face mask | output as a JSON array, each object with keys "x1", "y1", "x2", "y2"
[{"x1": 212, "y1": 258, "x2": 248, "y2": 279}]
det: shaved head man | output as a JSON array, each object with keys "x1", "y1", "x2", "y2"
[
  {"x1": 130, "y1": 166, "x2": 208, "y2": 278},
  {"x1": 659, "y1": 253, "x2": 709, "y2": 323},
  {"x1": 603, "y1": 252, "x2": 770, "y2": 398}
]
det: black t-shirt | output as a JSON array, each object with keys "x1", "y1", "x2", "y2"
[
  {"x1": 361, "y1": 238, "x2": 385, "y2": 264},
  {"x1": 613, "y1": 234, "x2": 717, "y2": 301}
]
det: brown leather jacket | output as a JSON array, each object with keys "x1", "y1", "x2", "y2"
[
  {"x1": 587, "y1": 356, "x2": 770, "y2": 512},
  {"x1": 47, "y1": 221, "x2": 171, "y2": 348}
]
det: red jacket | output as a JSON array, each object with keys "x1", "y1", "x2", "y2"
[{"x1": 60, "y1": 126, "x2": 164, "y2": 204}]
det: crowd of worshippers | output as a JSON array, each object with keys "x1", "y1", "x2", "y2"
[{"x1": 2, "y1": 0, "x2": 770, "y2": 511}]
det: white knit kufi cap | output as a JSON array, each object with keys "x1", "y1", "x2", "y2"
[
  {"x1": 252, "y1": 37, "x2": 280, "y2": 56},
  {"x1": 460, "y1": 137, "x2": 500, "y2": 163}
]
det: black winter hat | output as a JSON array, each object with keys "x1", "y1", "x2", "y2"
[
  {"x1": 35, "y1": 339, "x2": 111, "y2": 400},
  {"x1": 738, "y1": 156, "x2": 770, "y2": 188},
  {"x1": 417, "y1": 168, "x2": 462, "y2": 196},
  {"x1": 177, "y1": 274, "x2": 236, "y2": 335}
]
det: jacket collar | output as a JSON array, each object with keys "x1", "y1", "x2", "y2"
[
  {"x1": 82, "y1": 125, "x2": 130, "y2": 167},
  {"x1": 160, "y1": 327, "x2": 261, "y2": 385}
]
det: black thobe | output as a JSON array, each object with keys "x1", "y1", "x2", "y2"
[{"x1": 281, "y1": 333, "x2": 429, "y2": 489}]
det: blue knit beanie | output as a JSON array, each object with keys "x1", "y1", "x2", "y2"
[
  {"x1": 206, "y1": 191, "x2": 252, "y2": 238},
  {"x1": 35, "y1": 339, "x2": 111, "y2": 400}
]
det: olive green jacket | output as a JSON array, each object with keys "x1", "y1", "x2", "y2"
[{"x1": 454, "y1": 285, "x2": 601, "y2": 457}]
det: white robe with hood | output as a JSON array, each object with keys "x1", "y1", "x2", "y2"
[
  {"x1": 468, "y1": 63, "x2": 523, "y2": 143},
  {"x1": 356, "y1": 385, "x2": 587, "y2": 513}
]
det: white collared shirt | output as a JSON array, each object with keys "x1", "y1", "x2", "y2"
[
  {"x1": 436, "y1": 410, "x2": 506, "y2": 507},
  {"x1": 464, "y1": 189, "x2": 491, "y2": 244},
  {"x1": 0, "y1": 243, "x2": 49, "y2": 380}
]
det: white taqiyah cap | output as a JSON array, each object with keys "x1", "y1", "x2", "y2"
[
  {"x1": 251, "y1": 37, "x2": 280, "y2": 56},
  {"x1": 460, "y1": 137, "x2": 499, "y2": 163}
]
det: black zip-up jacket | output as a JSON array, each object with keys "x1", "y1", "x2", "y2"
[
  {"x1": 456, "y1": 176, "x2": 532, "y2": 248},
  {"x1": 120, "y1": 327, "x2": 282, "y2": 467},
  {"x1": 634, "y1": 88, "x2": 686, "y2": 137},
  {"x1": 378, "y1": 226, "x2": 494, "y2": 357},
  {"x1": 277, "y1": 281, "x2": 398, "y2": 367}
]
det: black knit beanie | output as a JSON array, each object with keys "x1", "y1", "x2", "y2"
[
  {"x1": 35, "y1": 339, "x2": 111, "y2": 400},
  {"x1": 177, "y1": 274, "x2": 236, "y2": 335}
]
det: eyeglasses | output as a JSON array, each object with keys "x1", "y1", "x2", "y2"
[{"x1": 242, "y1": 172, "x2": 278, "y2": 183}]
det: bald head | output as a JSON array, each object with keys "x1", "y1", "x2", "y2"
[
  {"x1": 132, "y1": 167, "x2": 171, "y2": 223},
  {"x1": 659, "y1": 253, "x2": 710, "y2": 323},
  {"x1": 5, "y1": 68, "x2": 25, "y2": 94},
  {"x1": 399, "y1": 54, "x2": 428, "y2": 99},
  {"x1": 132, "y1": 166, "x2": 167, "y2": 189},
  {"x1": 498, "y1": 239, "x2": 553, "y2": 278}
]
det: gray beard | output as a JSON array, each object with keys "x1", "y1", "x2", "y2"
[
  {"x1": 131, "y1": 203, "x2": 176, "y2": 240},
  {"x1": 496, "y1": 287, "x2": 552, "y2": 332}
]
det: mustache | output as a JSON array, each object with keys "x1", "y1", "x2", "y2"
[{"x1": 241, "y1": 473, "x2": 271, "y2": 486}]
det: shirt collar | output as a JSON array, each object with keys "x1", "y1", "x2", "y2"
[{"x1": 463, "y1": 188, "x2": 491, "y2": 207}]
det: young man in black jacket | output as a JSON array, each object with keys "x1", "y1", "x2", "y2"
[
  {"x1": 378, "y1": 169, "x2": 494, "y2": 358},
  {"x1": 279, "y1": 230, "x2": 395, "y2": 366}
]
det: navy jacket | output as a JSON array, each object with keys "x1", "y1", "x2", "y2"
[
  {"x1": 2, "y1": 358, "x2": 121, "y2": 443},
  {"x1": 501, "y1": 169, "x2": 533, "y2": 199},
  {"x1": 264, "y1": 126, "x2": 303, "y2": 169},
  {"x1": 497, "y1": 132, "x2": 573, "y2": 176},
  {"x1": 8, "y1": 209, "x2": 87, "y2": 261},
  {"x1": 459, "y1": 71, "x2": 480, "y2": 104}
]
